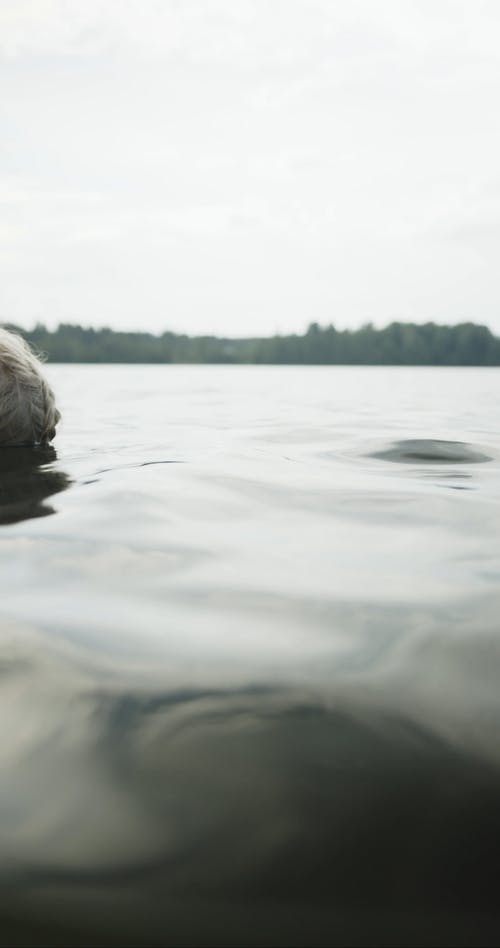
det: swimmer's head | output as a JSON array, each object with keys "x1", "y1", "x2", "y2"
[{"x1": 0, "y1": 328, "x2": 60, "y2": 446}]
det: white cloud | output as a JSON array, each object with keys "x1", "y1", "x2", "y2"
[{"x1": 1, "y1": 1, "x2": 500, "y2": 335}]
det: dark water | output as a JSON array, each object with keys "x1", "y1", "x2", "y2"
[{"x1": 2, "y1": 364, "x2": 500, "y2": 946}]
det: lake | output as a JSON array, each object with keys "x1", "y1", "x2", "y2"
[{"x1": 2, "y1": 364, "x2": 500, "y2": 946}]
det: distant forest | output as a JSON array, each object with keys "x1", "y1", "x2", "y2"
[{"x1": 5, "y1": 320, "x2": 500, "y2": 365}]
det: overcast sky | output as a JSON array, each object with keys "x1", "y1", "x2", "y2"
[{"x1": 1, "y1": 0, "x2": 500, "y2": 337}]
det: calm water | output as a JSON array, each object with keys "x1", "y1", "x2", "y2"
[{"x1": 2, "y1": 364, "x2": 500, "y2": 946}]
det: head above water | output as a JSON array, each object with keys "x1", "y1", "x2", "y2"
[{"x1": 0, "y1": 328, "x2": 60, "y2": 446}]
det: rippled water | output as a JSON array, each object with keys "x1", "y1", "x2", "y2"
[{"x1": 2, "y1": 364, "x2": 500, "y2": 946}]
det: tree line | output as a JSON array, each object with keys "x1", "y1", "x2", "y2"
[{"x1": 4, "y1": 320, "x2": 500, "y2": 365}]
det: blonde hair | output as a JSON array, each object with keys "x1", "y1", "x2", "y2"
[{"x1": 0, "y1": 329, "x2": 60, "y2": 445}]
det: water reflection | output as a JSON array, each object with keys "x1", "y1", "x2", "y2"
[
  {"x1": 2, "y1": 677, "x2": 500, "y2": 946},
  {"x1": 0, "y1": 446, "x2": 70, "y2": 525},
  {"x1": 2, "y1": 365, "x2": 500, "y2": 945}
]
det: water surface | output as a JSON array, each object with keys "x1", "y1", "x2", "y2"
[{"x1": 2, "y1": 364, "x2": 500, "y2": 946}]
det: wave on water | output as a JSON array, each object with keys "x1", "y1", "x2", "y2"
[{"x1": 368, "y1": 439, "x2": 493, "y2": 465}]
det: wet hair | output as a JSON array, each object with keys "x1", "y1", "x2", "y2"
[{"x1": 0, "y1": 329, "x2": 60, "y2": 445}]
